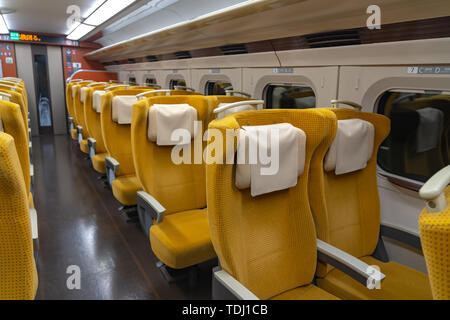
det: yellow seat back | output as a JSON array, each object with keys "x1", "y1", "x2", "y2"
[
  {"x1": 206, "y1": 108, "x2": 337, "y2": 299},
  {"x1": 131, "y1": 95, "x2": 213, "y2": 214},
  {"x1": 0, "y1": 89, "x2": 28, "y2": 141},
  {"x1": 101, "y1": 89, "x2": 149, "y2": 176},
  {"x1": 419, "y1": 186, "x2": 450, "y2": 300},
  {"x1": 0, "y1": 132, "x2": 37, "y2": 300},
  {"x1": 65, "y1": 82, "x2": 77, "y2": 124},
  {"x1": 0, "y1": 100, "x2": 31, "y2": 197},
  {"x1": 309, "y1": 108, "x2": 390, "y2": 277},
  {"x1": 84, "y1": 85, "x2": 108, "y2": 154}
]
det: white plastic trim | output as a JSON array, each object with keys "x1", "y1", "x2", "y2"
[
  {"x1": 136, "y1": 89, "x2": 171, "y2": 100},
  {"x1": 213, "y1": 100, "x2": 264, "y2": 114},
  {"x1": 317, "y1": 239, "x2": 386, "y2": 282},
  {"x1": 30, "y1": 208, "x2": 38, "y2": 240},
  {"x1": 419, "y1": 165, "x2": 450, "y2": 213},
  {"x1": 214, "y1": 269, "x2": 260, "y2": 300},
  {"x1": 330, "y1": 100, "x2": 362, "y2": 111}
]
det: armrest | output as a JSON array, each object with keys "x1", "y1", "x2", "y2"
[
  {"x1": 213, "y1": 268, "x2": 259, "y2": 300},
  {"x1": 419, "y1": 165, "x2": 450, "y2": 213},
  {"x1": 105, "y1": 156, "x2": 120, "y2": 186},
  {"x1": 380, "y1": 223, "x2": 421, "y2": 250},
  {"x1": 76, "y1": 125, "x2": 83, "y2": 144},
  {"x1": 87, "y1": 138, "x2": 97, "y2": 158},
  {"x1": 317, "y1": 239, "x2": 386, "y2": 288},
  {"x1": 68, "y1": 116, "x2": 74, "y2": 131},
  {"x1": 137, "y1": 191, "x2": 166, "y2": 224},
  {"x1": 30, "y1": 208, "x2": 38, "y2": 240}
]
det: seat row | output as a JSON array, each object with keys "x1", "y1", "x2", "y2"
[
  {"x1": 0, "y1": 77, "x2": 38, "y2": 300},
  {"x1": 66, "y1": 79, "x2": 447, "y2": 300}
]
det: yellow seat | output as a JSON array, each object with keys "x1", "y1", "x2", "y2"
[
  {"x1": 0, "y1": 100, "x2": 31, "y2": 202},
  {"x1": 131, "y1": 95, "x2": 216, "y2": 270},
  {"x1": 66, "y1": 81, "x2": 79, "y2": 140},
  {"x1": 101, "y1": 89, "x2": 149, "y2": 206},
  {"x1": 149, "y1": 209, "x2": 213, "y2": 269},
  {"x1": 92, "y1": 153, "x2": 107, "y2": 174},
  {"x1": 72, "y1": 82, "x2": 93, "y2": 153},
  {"x1": 419, "y1": 182, "x2": 450, "y2": 300},
  {"x1": 111, "y1": 174, "x2": 142, "y2": 206},
  {"x1": 84, "y1": 84, "x2": 112, "y2": 174},
  {"x1": 0, "y1": 89, "x2": 29, "y2": 141},
  {"x1": 206, "y1": 108, "x2": 339, "y2": 300},
  {"x1": 310, "y1": 108, "x2": 432, "y2": 300},
  {"x1": 0, "y1": 132, "x2": 38, "y2": 299}
]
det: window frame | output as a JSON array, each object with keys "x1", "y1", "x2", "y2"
[
  {"x1": 262, "y1": 83, "x2": 317, "y2": 109},
  {"x1": 374, "y1": 87, "x2": 450, "y2": 190},
  {"x1": 204, "y1": 80, "x2": 233, "y2": 96}
]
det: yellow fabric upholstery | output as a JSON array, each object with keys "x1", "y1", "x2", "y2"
[
  {"x1": 0, "y1": 84, "x2": 27, "y2": 113},
  {"x1": 101, "y1": 89, "x2": 148, "y2": 205},
  {"x1": 310, "y1": 108, "x2": 432, "y2": 300},
  {"x1": 0, "y1": 101, "x2": 31, "y2": 197},
  {"x1": 111, "y1": 175, "x2": 141, "y2": 206},
  {"x1": 131, "y1": 95, "x2": 216, "y2": 269},
  {"x1": 72, "y1": 83, "x2": 91, "y2": 140},
  {"x1": 70, "y1": 128, "x2": 77, "y2": 141},
  {"x1": 92, "y1": 153, "x2": 107, "y2": 174},
  {"x1": 316, "y1": 256, "x2": 432, "y2": 300},
  {"x1": 310, "y1": 109, "x2": 390, "y2": 276},
  {"x1": 206, "y1": 109, "x2": 337, "y2": 300},
  {"x1": 149, "y1": 209, "x2": 216, "y2": 269},
  {"x1": 419, "y1": 186, "x2": 450, "y2": 300},
  {"x1": 80, "y1": 139, "x2": 89, "y2": 154},
  {"x1": 271, "y1": 285, "x2": 340, "y2": 300},
  {"x1": 0, "y1": 132, "x2": 38, "y2": 300},
  {"x1": 66, "y1": 82, "x2": 78, "y2": 140},
  {"x1": 0, "y1": 89, "x2": 28, "y2": 141}
]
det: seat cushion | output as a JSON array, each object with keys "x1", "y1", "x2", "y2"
[
  {"x1": 316, "y1": 256, "x2": 433, "y2": 300},
  {"x1": 80, "y1": 139, "x2": 89, "y2": 154},
  {"x1": 150, "y1": 209, "x2": 216, "y2": 269},
  {"x1": 91, "y1": 153, "x2": 107, "y2": 174},
  {"x1": 70, "y1": 129, "x2": 77, "y2": 140},
  {"x1": 111, "y1": 174, "x2": 141, "y2": 206},
  {"x1": 271, "y1": 284, "x2": 340, "y2": 300}
]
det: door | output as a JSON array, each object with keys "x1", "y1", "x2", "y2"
[{"x1": 32, "y1": 45, "x2": 53, "y2": 135}]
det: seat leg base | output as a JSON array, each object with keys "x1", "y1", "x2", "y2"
[
  {"x1": 157, "y1": 262, "x2": 199, "y2": 285},
  {"x1": 97, "y1": 175, "x2": 107, "y2": 181}
]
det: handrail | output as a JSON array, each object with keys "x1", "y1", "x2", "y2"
[
  {"x1": 0, "y1": 84, "x2": 17, "y2": 91},
  {"x1": 214, "y1": 100, "x2": 264, "y2": 114},
  {"x1": 174, "y1": 85, "x2": 195, "y2": 92},
  {"x1": 0, "y1": 80, "x2": 20, "y2": 86},
  {"x1": 67, "y1": 69, "x2": 119, "y2": 83},
  {"x1": 136, "y1": 89, "x2": 171, "y2": 100},
  {"x1": 105, "y1": 84, "x2": 129, "y2": 92},
  {"x1": 0, "y1": 92, "x2": 12, "y2": 98},
  {"x1": 331, "y1": 100, "x2": 362, "y2": 111},
  {"x1": 419, "y1": 165, "x2": 450, "y2": 213},
  {"x1": 139, "y1": 83, "x2": 162, "y2": 89},
  {"x1": 225, "y1": 90, "x2": 251, "y2": 98},
  {"x1": 87, "y1": 82, "x2": 108, "y2": 87},
  {"x1": 76, "y1": 80, "x2": 94, "y2": 85}
]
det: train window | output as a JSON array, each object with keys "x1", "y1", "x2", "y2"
[
  {"x1": 205, "y1": 81, "x2": 233, "y2": 95},
  {"x1": 146, "y1": 78, "x2": 156, "y2": 85},
  {"x1": 129, "y1": 77, "x2": 137, "y2": 85},
  {"x1": 264, "y1": 84, "x2": 316, "y2": 109},
  {"x1": 169, "y1": 79, "x2": 186, "y2": 89},
  {"x1": 377, "y1": 90, "x2": 450, "y2": 182}
]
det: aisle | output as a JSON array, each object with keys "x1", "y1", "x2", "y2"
[{"x1": 32, "y1": 134, "x2": 213, "y2": 300}]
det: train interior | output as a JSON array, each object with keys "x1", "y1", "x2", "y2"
[{"x1": 0, "y1": 0, "x2": 449, "y2": 304}]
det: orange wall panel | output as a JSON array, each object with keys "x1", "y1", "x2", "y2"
[{"x1": 0, "y1": 42, "x2": 18, "y2": 77}]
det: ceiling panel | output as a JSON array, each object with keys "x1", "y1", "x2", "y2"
[{"x1": 0, "y1": 0, "x2": 105, "y2": 34}]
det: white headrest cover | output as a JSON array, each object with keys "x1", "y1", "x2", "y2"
[
  {"x1": 112, "y1": 95, "x2": 137, "y2": 124},
  {"x1": 0, "y1": 95, "x2": 10, "y2": 102},
  {"x1": 93, "y1": 90, "x2": 105, "y2": 113},
  {"x1": 147, "y1": 104, "x2": 198, "y2": 146},
  {"x1": 235, "y1": 123, "x2": 306, "y2": 197},
  {"x1": 80, "y1": 87, "x2": 88, "y2": 103},
  {"x1": 216, "y1": 102, "x2": 255, "y2": 119},
  {"x1": 324, "y1": 119, "x2": 374, "y2": 175}
]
